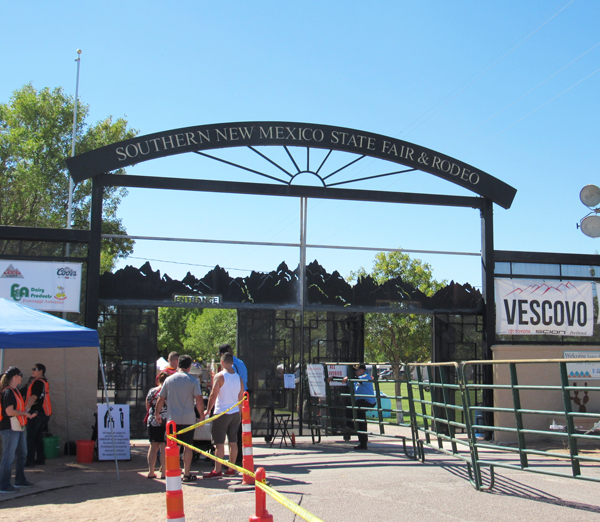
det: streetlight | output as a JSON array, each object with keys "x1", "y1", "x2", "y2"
[{"x1": 577, "y1": 184, "x2": 600, "y2": 238}]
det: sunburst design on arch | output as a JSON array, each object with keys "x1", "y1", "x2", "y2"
[{"x1": 193, "y1": 145, "x2": 417, "y2": 188}]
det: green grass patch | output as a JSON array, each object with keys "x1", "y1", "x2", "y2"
[{"x1": 373, "y1": 381, "x2": 433, "y2": 426}]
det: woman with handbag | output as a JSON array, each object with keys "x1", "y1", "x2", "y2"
[
  {"x1": 145, "y1": 371, "x2": 168, "y2": 479},
  {"x1": 0, "y1": 366, "x2": 37, "y2": 493}
]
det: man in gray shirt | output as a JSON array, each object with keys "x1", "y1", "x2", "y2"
[{"x1": 156, "y1": 355, "x2": 204, "y2": 482}]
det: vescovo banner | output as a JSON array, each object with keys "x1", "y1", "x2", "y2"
[
  {"x1": 495, "y1": 278, "x2": 594, "y2": 337},
  {"x1": 0, "y1": 261, "x2": 82, "y2": 313}
]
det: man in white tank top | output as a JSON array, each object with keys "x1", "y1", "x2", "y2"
[{"x1": 203, "y1": 353, "x2": 244, "y2": 479}]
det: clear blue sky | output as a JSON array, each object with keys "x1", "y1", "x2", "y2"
[{"x1": 2, "y1": 1, "x2": 599, "y2": 289}]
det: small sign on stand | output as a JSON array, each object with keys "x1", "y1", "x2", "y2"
[{"x1": 97, "y1": 404, "x2": 131, "y2": 460}]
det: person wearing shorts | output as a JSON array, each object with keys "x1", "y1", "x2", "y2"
[
  {"x1": 146, "y1": 371, "x2": 168, "y2": 478},
  {"x1": 155, "y1": 355, "x2": 204, "y2": 482},
  {"x1": 203, "y1": 353, "x2": 243, "y2": 479}
]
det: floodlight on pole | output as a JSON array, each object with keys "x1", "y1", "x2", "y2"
[
  {"x1": 577, "y1": 184, "x2": 600, "y2": 237},
  {"x1": 580, "y1": 185, "x2": 600, "y2": 208}
]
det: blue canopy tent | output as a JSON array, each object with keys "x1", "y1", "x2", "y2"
[
  {"x1": 0, "y1": 298, "x2": 119, "y2": 478},
  {"x1": 0, "y1": 298, "x2": 99, "y2": 351}
]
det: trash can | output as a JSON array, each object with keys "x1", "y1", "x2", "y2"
[
  {"x1": 366, "y1": 394, "x2": 392, "y2": 419},
  {"x1": 43, "y1": 436, "x2": 60, "y2": 459},
  {"x1": 76, "y1": 440, "x2": 95, "y2": 463}
]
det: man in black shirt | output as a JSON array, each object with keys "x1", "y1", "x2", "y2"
[{"x1": 24, "y1": 364, "x2": 51, "y2": 466}]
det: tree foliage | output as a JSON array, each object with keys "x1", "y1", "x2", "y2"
[
  {"x1": 0, "y1": 84, "x2": 138, "y2": 272},
  {"x1": 183, "y1": 308, "x2": 237, "y2": 362},
  {"x1": 157, "y1": 307, "x2": 203, "y2": 357},
  {"x1": 349, "y1": 250, "x2": 446, "y2": 386}
]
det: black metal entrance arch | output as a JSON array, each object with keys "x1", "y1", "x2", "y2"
[{"x1": 66, "y1": 121, "x2": 516, "y2": 328}]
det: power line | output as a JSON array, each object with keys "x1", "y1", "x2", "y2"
[
  {"x1": 127, "y1": 256, "x2": 255, "y2": 274},
  {"x1": 446, "y1": 40, "x2": 600, "y2": 150},
  {"x1": 464, "y1": 65, "x2": 600, "y2": 155},
  {"x1": 397, "y1": 0, "x2": 575, "y2": 140}
]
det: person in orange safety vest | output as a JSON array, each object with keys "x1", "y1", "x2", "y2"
[
  {"x1": 0, "y1": 366, "x2": 37, "y2": 493},
  {"x1": 24, "y1": 364, "x2": 52, "y2": 467}
]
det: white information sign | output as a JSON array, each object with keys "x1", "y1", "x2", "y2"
[
  {"x1": 0, "y1": 260, "x2": 82, "y2": 312},
  {"x1": 326, "y1": 365, "x2": 348, "y2": 386},
  {"x1": 284, "y1": 374, "x2": 296, "y2": 389},
  {"x1": 307, "y1": 364, "x2": 326, "y2": 398},
  {"x1": 495, "y1": 279, "x2": 594, "y2": 337},
  {"x1": 97, "y1": 404, "x2": 131, "y2": 460},
  {"x1": 564, "y1": 351, "x2": 600, "y2": 380}
]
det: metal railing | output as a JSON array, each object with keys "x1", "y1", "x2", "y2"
[
  {"x1": 462, "y1": 359, "x2": 600, "y2": 487},
  {"x1": 312, "y1": 359, "x2": 600, "y2": 490}
]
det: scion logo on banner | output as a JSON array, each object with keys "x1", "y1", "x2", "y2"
[{"x1": 1, "y1": 264, "x2": 24, "y2": 278}]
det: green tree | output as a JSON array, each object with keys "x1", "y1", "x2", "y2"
[
  {"x1": 157, "y1": 307, "x2": 203, "y2": 357},
  {"x1": 0, "y1": 84, "x2": 138, "y2": 272},
  {"x1": 183, "y1": 308, "x2": 237, "y2": 362},
  {"x1": 349, "y1": 250, "x2": 446, "y2": 402}
]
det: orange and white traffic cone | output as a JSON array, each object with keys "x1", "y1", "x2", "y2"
[
  {"x1": 249, "y1": 467, "x2": 273, "y2": 522},
  {"x1": 165, "y1": 421, "x2": 185, "y2": 522},
  {"x1": 241, "y1": 391, "x2": 255, "y2": 485}
]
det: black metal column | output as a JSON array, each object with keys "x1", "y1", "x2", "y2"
[
  {"x1": 481, "y1": 197, "x2": 495, "y2": 438},
  {"x1": 85, "y1": 176, "x2": 103, "y2": 329}
]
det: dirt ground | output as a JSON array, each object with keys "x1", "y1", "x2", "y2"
[{"x1": 0, "y1": 441, "x2": 224, "y2": 522}]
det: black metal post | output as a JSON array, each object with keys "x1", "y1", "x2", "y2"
[
  {"x1": 481, "y1": 197, "x2": 495, "y2": 439},
  {"x1": 85, "y1": 176, "x2": 103, "y2": 329}
]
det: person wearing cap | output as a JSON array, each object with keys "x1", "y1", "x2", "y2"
[
  {"x1": 0, "y1": 367, "x2": 37, "y2": 493},
  {"x1": 342, "y1": 364, "x2": 377, "y2": 450},
  {"x1": 24, "y1": 363, "x2": 52, "y2": 467}
]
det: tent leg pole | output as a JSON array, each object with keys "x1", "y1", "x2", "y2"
[{"x1": 64, "y1": 348, "x2": 70, "y2": 443}]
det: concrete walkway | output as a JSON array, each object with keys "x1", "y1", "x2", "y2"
[{"x1": 1, "y1": 434, "x2": 600, "y2": 522}]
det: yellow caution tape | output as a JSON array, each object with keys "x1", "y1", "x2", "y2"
[
  {"x1": 167, "y1": 433, "x2": 325, "y2": 522},
  {"x1": 256, "y1": 480, "x2": 325, "y2": 522},
  {"x1": 175, "y1": 397, "x2": 245, "y2": 435},
  {"x1": 166, "y1": 435, "x2": 254, "y2": 479}
]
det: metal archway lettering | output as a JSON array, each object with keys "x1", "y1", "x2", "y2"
[{"x1": 66, "y1": 121, "x2": 516, "y2": 209}]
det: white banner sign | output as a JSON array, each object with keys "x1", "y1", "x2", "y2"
[
  {"x1": 326, "y1": 364, "x2": 348, "y2": 387},
  {"x1": 495, "y1": 279, "x2": 594, "y2": 336},
  {"x1": 564, "y1": 351, "x2": 600, "y2": 380},
  {"x1": 307, "y1": 364, "x2": 326, "y2": 398},
  {"x1": 97, "y1": 404, "x2": 131, "y2": 460},
  {"x1": 0, "y1": 261, "x2": 82, "y2": 312}
]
